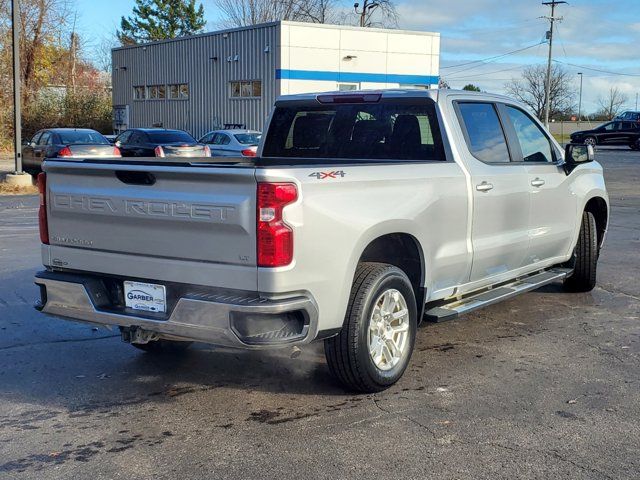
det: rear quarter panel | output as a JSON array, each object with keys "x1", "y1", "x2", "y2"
[{"x1": 256, "y1": 162, "x2": 470, "y2": 332}]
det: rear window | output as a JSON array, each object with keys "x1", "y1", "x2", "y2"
[
  {"x1": 261, "y1": 100, "x2": 446, "y2": 161},
  {"x1": 234, "y1": 133, "x2": 261, "y2": 145},
  {"x1": 147, "y1": 130, "x2": 196, "y2": 143},
  {"x1": 58, "y1": 130, "x2": 109, "y2": 145}
]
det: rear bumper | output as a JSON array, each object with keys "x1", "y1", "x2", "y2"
[{"x1": 34, "y1": 270, "x2": 319, "y2": 349}]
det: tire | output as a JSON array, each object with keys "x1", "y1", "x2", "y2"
[
  {"x1": 564, "y1": 211, "x2": 598, "y2": 292},
  {"x1": 584, "y1": 136, "x2": 597, "y2": 148},
  {"x1": 131, "y1": 339, "x2": 193, "y2": 354},
  {"x1": 324, "y1": 262, "x2": 417, "y2": 393}
]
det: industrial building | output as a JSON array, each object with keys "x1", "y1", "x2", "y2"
[{"x1": 111, "y1": 21, "x2": 440, "y2": 137}]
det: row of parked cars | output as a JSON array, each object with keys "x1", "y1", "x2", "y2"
[
  {"x1": 22, "y1": 111, "x2": 640, "y2": 174},
  {"x1": 22, "y1": 127, "x2": 261, "y2": 174}
]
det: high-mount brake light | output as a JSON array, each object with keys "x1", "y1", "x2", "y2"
[
  {"x1": 316, "y1": 93, "x2": 382, "y2": 104},
  {"x1": 257, "y1": 183, "x2": 298, "y2": 267},
  {"x1": 37, "y1": 173, "x2": 49, "y2": 245}
]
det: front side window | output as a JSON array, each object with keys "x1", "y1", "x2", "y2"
[
  {"x1": 457, "y1": 102, "x2": 510, "y2": 163},
  {"x1": 262, "y1": 100, "x2": 445, "y2": 161},
  {"x1": 505, "y1": 106, "x2": 554, "y2": 163},
  {"x1": 603, "y1": 122, "x2": 617, "y2": 131}
]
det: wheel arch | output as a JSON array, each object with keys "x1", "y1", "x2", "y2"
[
  {"x1": 584, "y1": 196, "x2": 608, "y2": 249},
  {"x1": 357, "y1": 232, "x2": 426, "y2": 320}
]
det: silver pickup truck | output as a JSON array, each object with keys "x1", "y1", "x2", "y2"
[{"x1": 35, "y1": 89, "x2": 609, "y2": 392}]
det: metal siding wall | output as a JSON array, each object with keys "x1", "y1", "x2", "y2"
[{"x1": 111, "y1": 24, "x2": 279, "y2": 137}]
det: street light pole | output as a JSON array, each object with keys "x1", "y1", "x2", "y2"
[
  {"x1": 11, "y1": 0, "x2": 23, "y2": 174},
  {"x1": 577, "y1": 72, "x2": 583, "y2": 125}
]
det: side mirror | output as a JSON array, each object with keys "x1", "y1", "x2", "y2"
[
  {"x1": 114, "y1": 141, "x2": 121, "y2": 147},
  {"x1": 564, "y1": 143, "x2": 594, "y2": 173},
  {"x1": 21, "y1": 139, "x2": 30, "y2": 146}
]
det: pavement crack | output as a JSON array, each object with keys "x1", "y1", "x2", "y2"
[
  {"x1": 371, "y1": 395, "x2": 437, "y2": 440},
  {"x1": 597, "y1": 284, "x2": 640, "y2": 302},
  {"x1": 0, "y1": 335, "x2": 119, "y2": 352}
]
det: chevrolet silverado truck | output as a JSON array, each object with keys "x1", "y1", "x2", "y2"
[{"x1": 34, "y1": 89, "x2": 609, "y2": 392}]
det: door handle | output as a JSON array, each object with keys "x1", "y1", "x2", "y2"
[
  {"x1": 531, "y1": 178, "x2": 545, "y2": 187},
  {"x1": 476, "y1": 181, "x2": 494, "y2": 192}
]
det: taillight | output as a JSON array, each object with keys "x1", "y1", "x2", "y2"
[
  {"x1": 257, "y1": 183, "x2": 297, "y2": 267},
  {"x1": 37, "y1": 173, "x2": 49, "y2": 245},
  {"x1": 203, "y1": 145, "x2": 211, "y2": 157},
  {"x1": 241, "y1": 148, "x2": 257, "y2": 157},
  {"x1": 113, "y1": 146, "x2": 121, "y2": 156},
  {"x1": 154, "y1": 146, "x2": 165, "y2": 157},
  {"x1": 58, "y1": 146, "x2": 72, "y2": 157}
]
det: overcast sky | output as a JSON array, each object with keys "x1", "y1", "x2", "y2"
[{"x1": 75, "y1": 0, "x2": 640, "y2": 113}]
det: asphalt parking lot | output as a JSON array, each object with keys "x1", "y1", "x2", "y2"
[{"x1": 0, "y1": 148, "x2": 638, "y2": 480}]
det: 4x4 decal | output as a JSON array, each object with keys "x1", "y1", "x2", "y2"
[{"x1": 309, "y1": 170, "x2": 346, "y2": 180}]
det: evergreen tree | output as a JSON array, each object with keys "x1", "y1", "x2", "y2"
[{"x1": 118, "y1": 0, "x2": 206, "y2": 45}]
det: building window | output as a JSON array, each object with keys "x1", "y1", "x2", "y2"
[
  {"x1": 338, "y1": 83, "x2": 359, "y2": 91},
  {"x1": 148, "y1": 85, "x2": 166, "y2": 100},
  {"x1": 231, "y1": 80, "x2": 262, "y2": 98},
  {"x1": 399, "y1": 84, "x2": 430, "y2": 90},
  {"x1": 169, "y1": 84, "x2": 189, "y2": 100},
  {"x1": 134, "y1": 86, "x2": 146, "y2": 100}
]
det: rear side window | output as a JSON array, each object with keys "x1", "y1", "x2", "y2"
[
  {"x1": 457, "y1": 102, "x2": 510, "y2": 163},
  {"x1": 505, "y1": 106, "x2": 554, "y2": 163},
  {"x1": 261, "y1": 100, "x2": 446, "y2": 161}
]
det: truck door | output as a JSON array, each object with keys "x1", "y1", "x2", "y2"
[
  {"x1": 455, "y1": 101, "x2": 531, "y2": 283},
  {"x1": 501, "y1": 105, "x2": 578, "y2": 264}
]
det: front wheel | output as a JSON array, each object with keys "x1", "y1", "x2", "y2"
[
  {"x1": 584, "y1": 136, "x2": 597, "y2": 148},
  {"x1": 324, "y1": 263, "x2": 417, "y2": 393},
  {"x1": 564, "y1": 211, "x2": 598, "y2": 292}
]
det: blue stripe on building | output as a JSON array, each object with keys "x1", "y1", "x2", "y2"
[{"x1": 276, "y1": 69, "x2": 439, "y2": 85}]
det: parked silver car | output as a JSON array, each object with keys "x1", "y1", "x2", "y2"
[{"x1": 198, "y1": 129, "x2": 261, "y2": 157}]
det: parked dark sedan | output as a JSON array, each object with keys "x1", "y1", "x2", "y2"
[
  {"x1": 22, "y1": 128, "x2": 119, "y2": 174},
  {"x1": 570, "y1": 121, "x2": 640, "y2": 149},
  {"x1": 114, "y1": 128, "x2": 210, "y2": 158}
]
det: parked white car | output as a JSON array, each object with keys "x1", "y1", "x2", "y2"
[{"x1": 198, "y1": 129, "x2": 261, "y2": 157}]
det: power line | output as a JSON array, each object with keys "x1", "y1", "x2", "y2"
[
  {"x1": 441, "y1": 41, "x2": 545, "y2": 71},
  {"x1": 553, "y1": 59, "x2": 640, "y2": 77},
  {"x1": 448, "y1": 64, "x2": 525, "y2": 80}
]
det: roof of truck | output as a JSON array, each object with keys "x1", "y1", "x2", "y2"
[{"x1": 275, "y1": 88, "x2": 517, "y2": 105}]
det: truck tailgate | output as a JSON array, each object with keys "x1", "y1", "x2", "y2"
[{"x1": 43, "y1": 159, "x2": 257, "y2": 289}]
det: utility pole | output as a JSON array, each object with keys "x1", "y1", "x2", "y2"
[
  {"x1": 577, "y1": 72, "x2": 583, "y2": 125},
  {"x1": 542, "y1": 1, "x2": 567, "y2": 128},
  {"x1": 10, "y1": 0, "x2": 25, "y2": 179}
]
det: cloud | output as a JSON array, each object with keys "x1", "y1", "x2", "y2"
[{"x1": 388, "y1": 0, "x2": 640, "y2": 113}]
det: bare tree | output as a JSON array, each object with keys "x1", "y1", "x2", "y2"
[
  {"x1": 214, "y1": 0, "x2": 337, "y2": 27},
  {"x1": 504, "y1": 64, "x2": 575, "y2": 121},
  {"x1": 597, "y1": 86, "x2": 628, "y2": 120}
]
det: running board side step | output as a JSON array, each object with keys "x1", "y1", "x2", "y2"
[{"x1": 424, "y1": 268, "x2": 572, "y2": 323}]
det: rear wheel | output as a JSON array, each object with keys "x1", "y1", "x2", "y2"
[
  {"x1": 324, "y1": 262, "x2": 417, "y2": 393},
  {"x1": 564, "y1": 211, "x2": 598, "y2": 292}
]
